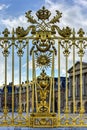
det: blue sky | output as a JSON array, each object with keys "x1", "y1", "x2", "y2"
[
  {"x1": 0, "y1": 0, "x2": 87, "y2": 85},
  {"x1": 0, "y1": 0, "x2": 87, "y2": 30},
  {"x1": 0, "y1": 0, "x2": 45, "y2": 16}
]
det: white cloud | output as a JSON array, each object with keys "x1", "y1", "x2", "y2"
[
  {"x1": 0, "y1": 0, "x2": 87, "y2": 32},
  {"x1": 1, "y1": 15, "x2": 29, "y2": 31},
  {"x1": 22, "y1": 60, "x2": 32, "y2": 70},
  {"x1": 74, "y1": 0, "x2": 87, "y2": 6},
  {"x1": 44, "y1": 0, "x2": 87, "y2": 31},
  {"x1": 0, "y1": 52, "x2": 13, "y2": 86},
  {"x1": 0, "y1": 45, "x2": 13, "y2": 86},
  {"x1": 0, "y1": 4, "x2": 9, "y2": 11},
  {"x1": 0, "y1": 49, "x2": 5, "y2": 86}
]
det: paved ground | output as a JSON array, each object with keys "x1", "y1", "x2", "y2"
[{"x1": 1, "y1": 128, "x2": 87, "y2": 130}]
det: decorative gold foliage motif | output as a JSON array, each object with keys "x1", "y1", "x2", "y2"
[
  {"x1": 25, "y1": 10, "x2": 37, "y2": 24},
  {"x1": 49, "y1": 10, "x2": 62, "y2": 24}
]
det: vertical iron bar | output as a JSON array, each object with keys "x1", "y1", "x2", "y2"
[
  {"x1": 58, "y1": 40, "x2": 60, "y2": 122},
  {"x1": 52, "y1": 51, "x2": 55, "y2": 113},
  {"x1": 49, "y1": 78, "x2": 52, "y2": 113},
  {"x1": 35, "y1": 82, "x2": 38, "y2": 112},
  {"x1": 12, "y1": 28, "x2": 14, "y2": 122},
  {"x1": 73, "y1": 40, "x2": 76, "y2": 113},
  {"x1": 35, "y1": 65, "x2": 37, "y2": 113},
  {"x1": 32, "y1": 50, "x2": 34, "y2": 113},
  {"x1": 5, "y1": 56, "x2": 7, "y2": 109},
  {"x1": 19, "y1": 43, "x2": 22, "y2": 111},
  {"x1": 80, "y1": 56, "x2": 82, "y2": 111},
  {"x1": 79, "y1": 40, "x2": 84, "y2": 114},
  {"x1": 33, "y1": 52, "x2": 37, "y2": 112},
  {"x1": 65, "y1": 55, "x2": 69, "y2": 113},
  {"x1": 26, "y1": 40, "x2": 29, "y2": 118}
]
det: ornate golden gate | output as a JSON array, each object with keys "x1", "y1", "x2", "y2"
[{"x1": 0, "y1": 6, "x2": 87, "y2": 127}]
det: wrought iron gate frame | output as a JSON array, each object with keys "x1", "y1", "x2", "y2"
[{"x1": 0, "y1": 6, "x2": 87, "y2": 127}]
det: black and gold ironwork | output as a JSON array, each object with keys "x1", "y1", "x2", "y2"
[{"x1": 0, "y1": 6, "x2": 87, "y2": 127}]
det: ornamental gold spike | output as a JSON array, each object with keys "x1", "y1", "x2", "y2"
[{"x1": 2, "y1": 28, "x2": 10, "y2": 37}]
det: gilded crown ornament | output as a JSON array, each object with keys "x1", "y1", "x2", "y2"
[
  {"x1": 25, "y1": 6, "x2": 62, "y2": 24},
  {"x1": 16, "y1": 6, "x2": 63, "y2": 39},
  {"x1": 36, "y1": 6, "x2": 51, "y2": 20}
]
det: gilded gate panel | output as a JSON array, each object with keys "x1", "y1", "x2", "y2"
[{"x1": 0, "y1": 6, "x2": 87, "y2": 127}]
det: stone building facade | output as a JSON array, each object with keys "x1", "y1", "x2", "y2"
[
  {"x1": 0, "y1": 77, "x2": 65, "y2": 113},
  {"x1": 54, "y1": 77, "x2": 65, "y2": 112},
  {"x1": 68, "y1": 61, "x2": 87, "y2": 113}
]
